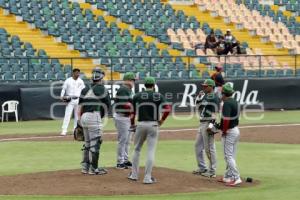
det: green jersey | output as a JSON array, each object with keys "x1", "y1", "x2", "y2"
[
  {"x1": 197, "y1": 92, "x2": 220, "y2": 121},
  {"x1": 133, "y1": 90, "x2": 167, "y2": 122},
  {"x1": 79, "y1": 83, "x2": 111, "y2": 117},
  {"x1": 220, "y1": 97, "x2": 239, "y2": 129},
  {"x1": 114, "y1": 85, "x2": 133, "y2": 116}
]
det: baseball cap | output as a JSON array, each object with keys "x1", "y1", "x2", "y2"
[
  {"x1": 123, "y1": 72, "x2": 136, "y2": 81},
  {"x1": 227, "y1": 29, "x2": 231, "y2": 32},
  {"x1": 92, "y1": 68, "x2": 105, "y2": 81},
  {"x1": 222, "y1": 83, "x2": 234, "y2": 94},
  {"x1": 144, "y1": 76, "x2": 156, "y2": 85},
  {"x1": 215, "y1": 65, "x2": 223, "y2": 71},
  {"x1": 202, "y1": 79, "x2": 215, "y2": 87}
]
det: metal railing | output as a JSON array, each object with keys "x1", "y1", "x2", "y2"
[{"x1": 0, "y1": 54, "x2": 299, "y2": 83}]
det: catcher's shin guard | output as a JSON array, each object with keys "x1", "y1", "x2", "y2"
[
  {"x1": 81, "y1": 144, "x2": 90, "y2": 170},
  {"x1": 89, "y1": 137, "x2": 103, "y2": 170},
  {"x1": 90, "y1": 152, "x2": 99, "y2": 170}
]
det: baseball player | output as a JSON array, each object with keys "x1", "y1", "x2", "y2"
[
  {"x1": 114, "y1": 72, "x2": 136, "y2": 169},
  {"x1": 193, "y1": 79, "x2": 220, "y2": 178},
  {"x1": 60, "y1": 68, "x2": 85, "y2": 136},
  {"x1": 128, "y1": 77, "x2": 171, "y2": 184},
  {"x1": 78, "y1": 68, "x2": 111, "y2": 175},
  {"x1": 218, "y1": 83, "x2": 242, "y2": 186}
]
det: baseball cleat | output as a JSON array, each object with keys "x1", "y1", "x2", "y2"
[
  {"x1": 89, "y1": 168, "x2": 108, "y2": 175},
  {"x1": 116, "y1": 163, "x2": 129, "y2": 169},
  {"x1": 192, "y1": 169, "x2": 207, "y2": 175},
  {"x1": 60, "y1": 132, "x2": 67, "y2": 136},
  {"x1": 81, "y1": 169, "x2": 88, "y2": 174},
  {"x1": 218, "y1": 177, "x2": 232, "y2": 183},
  {"x1": 128, "y1": 172, "x2": 138, "y2": 181},
  {"x1": 124, "y1": 161, "x2": 132, "y2": 167},
  {"x1": 200, "y1": 171, "x2": 216, "y2": 178},
  {"x1": 143, "y1": 177, "x2": 157, "y2": 184},
  {"x1": 226, "y1": 178, "x2": 242, "y2": 187}
]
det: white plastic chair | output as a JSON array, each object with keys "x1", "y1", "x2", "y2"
[{"x1": 1, "y1": 100, "x2": 19, "y2": 122}]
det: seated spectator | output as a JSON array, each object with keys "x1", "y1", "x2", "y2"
[
  {"x1": 204, "y1": 30, "x2": 218, "y2": 54},
  {"x1": 194, "y1": 42, "x2": 205, "y2": 50},
  {"x1": 216, "y1": 35, "x2": 226, "y2": 55},
  {"x1": 224, "y1": 29, "x2": 241, "y2": 54}
]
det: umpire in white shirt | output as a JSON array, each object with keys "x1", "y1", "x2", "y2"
[{"x1": 60, "y1": 68, "x2": 85, "y2": 136}]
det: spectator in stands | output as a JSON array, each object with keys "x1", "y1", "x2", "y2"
[
  {"x1": 204, "y1": 30, "x2": 218, "y2": 54},
  {"x1": 60, "y1": 68, "x2": 85, "y2": 136},
  {"x1": 224, "y1": 29, "x2": 241, "y2": 54},
  {"x1": 211, "y1": 65, "x2": 225, "y2": 98},
  {"x1": 194, "y1": 42, "x2": 204, "y2": 51},
  {"x1": 216, "y1": 35, "x2": 226, "y2": 55}
]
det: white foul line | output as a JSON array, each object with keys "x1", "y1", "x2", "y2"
[
  {"x1": 0, "y1": 135, "x2": 64, "y2": 142},
  {"x1": 1, "y1": 123, "x2": 300, "y2": 142}
]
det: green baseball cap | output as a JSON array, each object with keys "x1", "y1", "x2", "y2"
[
  {"x1": 123, "y1": 72, "x2": 136, "y2": 81},
  {"x1": 222, "y1": 83, "x2": 234, "y2": 94},
  {"x1": 202, "y1": 79, "x2": 215, "y2": 87},
  {"x1": 144, "y1": 76, "x2": 156, "y2": 85}
]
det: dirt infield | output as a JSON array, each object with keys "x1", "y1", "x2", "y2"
[
  {"x1": 0, "y1": 167, "x2": 257, "y2": 196},
  {"x1": 1, "y1": 125, "x2": 292, "y2": 196},
  {"x1": 1, "y1": 125, "x2": 300, "y2": 144}
]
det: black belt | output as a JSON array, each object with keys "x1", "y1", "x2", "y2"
[
  {"x1": 71, "y1": 97, "x2": 79, "y2": 100},
  {"x1": 200, "y1": 119, "x2": 212, "y2": 122}
]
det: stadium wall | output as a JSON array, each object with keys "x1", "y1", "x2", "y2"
[{"x1": 0, "y1": 78, "x2": 300, "y2": 120}]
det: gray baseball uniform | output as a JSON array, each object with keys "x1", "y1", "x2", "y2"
[
  {"x1": 114, "y1": 84, "x2": 134, "y2": 167},
  {"x1": 195, "y1": 92, "x2": 220, "y2": 176},
  {"x1": 220, "y1": 97, "x2": 240, "y2": 181},
  {"x1": 222, "y1": 127, "x2": 240, "y2": 180},
  {"x1": 129, "y1": 88, "x2": 170, "y2": 183},
  {"x1": 79, "y1": 82, "x2": 111, "y2": 174}
]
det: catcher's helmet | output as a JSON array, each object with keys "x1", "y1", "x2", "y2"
[{"x1": 92, "y1": 68, "x2": 105, "y2": 81}]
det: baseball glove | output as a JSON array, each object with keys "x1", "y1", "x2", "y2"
[
  {"x1": 128, "y1": 125, "x2": 136, "y2": 133},
  {"x1": 207, "y1": 122, "x2": 220, "y2": 135},
  {"x1": 74, "y1": 123, "x2": 84, "y2": 141},
  {"x1": 62, "y1": 96, "x2": 71, "y2": 103}
]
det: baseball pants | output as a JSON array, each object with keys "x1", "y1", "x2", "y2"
[
  {"x1": 130, "y1": 121, "x2": 159, "y2": 182},
  {"x1": 62, "y1": 99, "x2": 79, "y2": 133},
  {"x1": 114, "y1": 113, "x2": 132, "y2": 164},
  {"x1": 195, "y1": 122, "x2": 217, "y2": 174},
  {"x1": 222, "y1": 127, "x2": 240, "y2": 180},
  {"x1": 80, "y1": 112, "x2": 103, "y2": 171}
]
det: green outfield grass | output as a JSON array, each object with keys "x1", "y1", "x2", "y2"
[
  {"x1": 0, "y1": 141, "x2": 299, "y2": 200},
  {"x1": 1, "y1": 110, "x2": 300, "y2": 135}
]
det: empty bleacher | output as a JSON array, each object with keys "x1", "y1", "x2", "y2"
[{"x1": 0, "y1": 0, "x2": 299, "y2": 81}]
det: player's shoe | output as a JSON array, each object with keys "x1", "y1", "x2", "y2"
[
  {"x1": 217, "y1": 177, "x2": 232, "y2": 183},
  {"x1": 143, "y1": 177, "x2": 157, "y2": 184},
  {"x1": 89, "y1": 168, "x2": 108, "y2": 175},
  {"x1": 226, "y1": 178, "x2": 242, "y2": 187},
  {"x1": 116, "y1": 163, "x2": 129, "y2": 169},
  {"x1": 124, "y1": 161, "x2": 132, "y2": 167},
  {"x1": 81, "y1": 168, "x2": 88, "y2": 174},
  {"x1": 128, "y1": 172, "x2": 138, "y2": 181},
  {"x1": 192, "y1": 168, "x2": 207, "y2": 175},
  {"x1": 200, "y1": 171, "x2": 216, "y2": 178},
  {"x1": 60, "y1": 132, "x2": 67, "y2": 136}
]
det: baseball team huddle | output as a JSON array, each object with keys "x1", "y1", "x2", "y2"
[{"x1": 60, "y1": 66, "x2": 242, "y2": 186}]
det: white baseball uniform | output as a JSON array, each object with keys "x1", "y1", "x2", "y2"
[{"x1": 60, "y1": 77, "x2": 85, "y2": 135}]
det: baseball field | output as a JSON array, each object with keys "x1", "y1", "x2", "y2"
[{"x1": 0, "y1": 110, "x2": 300, "y2": 200}]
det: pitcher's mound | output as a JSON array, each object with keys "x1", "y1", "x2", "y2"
[{"x1": 0, "y1": 167, "x2": 257, "y2": 196}]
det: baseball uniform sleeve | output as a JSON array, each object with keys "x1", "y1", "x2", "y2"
[
  {"x1": 131, "y1": 94, "x2": 138, "y2": 125},
  {"x1": 160, "y1": 94, "x2": 171, "y2": 121},
  {"x1": 60, "y1": 78, "x2": 68, "y2": 97},
  {"x1": 79, "y1": 79, "x2": 85, "y2": 90},
  {"x1": 221, "y1": 101, "x2": 231, "y2": 134}
]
